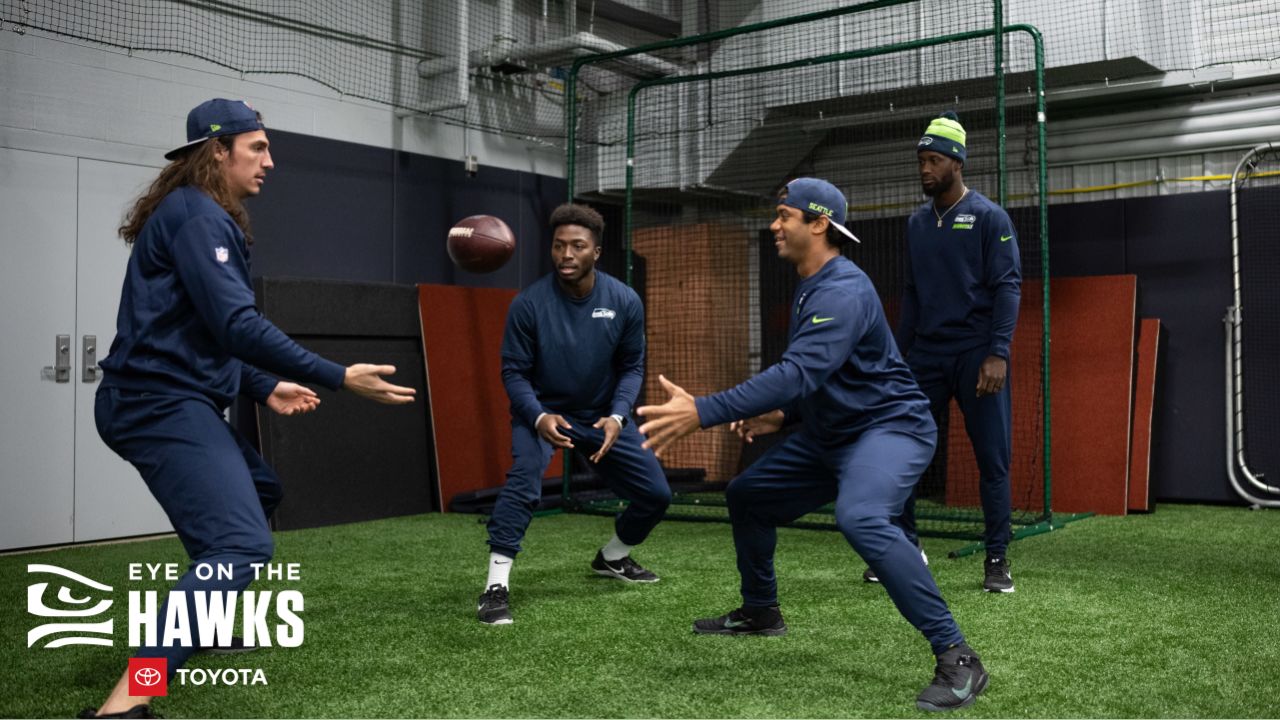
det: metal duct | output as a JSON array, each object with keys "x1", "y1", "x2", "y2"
[
  {"x1": 1051, "y1": 89, "x2": 1280, "y2": 134},
  {"x1": 418, "y1": 31, "x2": 679, "y2": 79},
  {"x1": 1048, "y1": 124, "x2": 1280, "y2": 165}
]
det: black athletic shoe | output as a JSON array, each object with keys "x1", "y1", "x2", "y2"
[
  {"x1": 863, "y1": 547, "x2": 929, "y2": 583},
  {"x1": 591, "y1": 550, "x2": 659, "y2": 583},
  {"x1": 692, "y1": 606, "x2": 787, "y2": 636},
  {"x1": 477, "y1": 583, "x2": 513, "y2": 625},
  {"x1": 77, "y1": 705, "x2": 161, "y2": 719},
  {"x1": 199, "y1": 635, "x2": 257, "y2": 655},
  {"x1": 982, "y1": 556, "x2": 1015, "y2": 593},
  {"x1": 916, "y1": 644, "x2": 989, "y2": 712}
]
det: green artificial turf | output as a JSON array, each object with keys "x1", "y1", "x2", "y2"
[{"x1": 2, "y1": 503, "x2": 1278, "y2": 718}]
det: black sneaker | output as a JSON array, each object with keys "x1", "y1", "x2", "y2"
[
  {"x1": 863, "y1": 546, "x2": 929, "y2": 583},
  {"x1": 77, "y1": 705, "x2": 161, "y2": 719},
  {"x1": 477, "y1": 584, "x2": 513, "y2": 625},
  {"x1": 982, "y1": 556, "x2": 1015, "y2": 593},
  {"x1": 692, "y1": 606, "x2": 787, "y2": 636},
  {"x1": 199, "y1": 635, "x2": 257, "y2": 655},
  {"x1": 591, "y1": 550, "x2": 659, "y2": 583},
  {"x1": 916, "y1": 644, "x2": 989, "y2": 712}
]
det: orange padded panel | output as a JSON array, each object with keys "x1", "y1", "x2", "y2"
[
  {"x1": 943, "y1": 276, "x2": 1136, "y2": 516},
  {"x1": 1128, "y1": 318, "x2": 1161, "y2": 512},
  {"x1": 418, "y1": 284, "x2": 561, "y2": 512},
  {"x1": 1049, "y1": 275, "x2": 1137, "y2": 516}
]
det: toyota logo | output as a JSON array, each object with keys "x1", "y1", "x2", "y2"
[{"x1": 133, "y1": 667, "x2": 162, "y2": 687}]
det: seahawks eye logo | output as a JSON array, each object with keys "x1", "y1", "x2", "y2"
[
  {"x1": 918, "y1": 137, "x2": 934, "y2": 146},
  {"x1": 27, "y1": 564, "x2": 115, "y2": 648}
]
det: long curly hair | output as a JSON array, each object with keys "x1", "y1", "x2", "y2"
[{"x1": 119, "y1": 133, "x2": 255, "y2": 246}]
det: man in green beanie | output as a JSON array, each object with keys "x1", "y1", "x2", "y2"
[{"x1": 863, "y1": 111, "x2": 1021, "y2": 593}]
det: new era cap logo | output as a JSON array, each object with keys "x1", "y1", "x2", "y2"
[
  {"x1": 209, "y1": 124, "x2": 221, "y2": 132},
  {"x1": 129, "y1": 657, "x2": 168, "y2": 696}
]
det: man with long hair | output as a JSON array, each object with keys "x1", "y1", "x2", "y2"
[{"x1": 80, "y1": 99, "x2": 416, "y2": 718}]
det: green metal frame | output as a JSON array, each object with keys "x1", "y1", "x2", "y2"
[
  {"x1": 561, "y1": 8, "x2": 1086, "y2": 550},
  {"x1": 567, "y1": 0, "x2": 934, "y2": 199}
]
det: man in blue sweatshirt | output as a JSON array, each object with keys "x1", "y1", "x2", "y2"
[
  {"x1": 637, "y1": 178, "x2": 987, "y2": 712},
  {"x1": 477, "y1": 203, "x2": 671, "y2": 626},
  {"x1": 81, "y1": 99, "x2": 416, "y2": 719},
  {"x1": 866, "y1": 112, "x2": 1021, "y2": 593}
]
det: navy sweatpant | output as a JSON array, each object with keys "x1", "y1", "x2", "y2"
[
  {"x1": 898, "y1": 345, "x2": 1013, "y2": 557},
  {"x1": 95, "y1": 387, "x2": 278, "y2": 677},
  {"x1": 487, "y1": 416, "x2": 671, "y2": 558},
  {"x1": 727, "y1": 427, "x2": 965, "y2": 654}
]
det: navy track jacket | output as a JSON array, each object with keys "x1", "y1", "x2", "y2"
[
  {"x1": 100, "y1": 186, "x2": 346, "y2": 408},
  {"x1": 695, "y1": 255, "x2": 934, "y2": 447},
  {"x1": 500, "y1": 271, "x2": 645, "y2": 427},
  {"x1": 899, "y1": 190, "x2": 1022, "y2": 360}
]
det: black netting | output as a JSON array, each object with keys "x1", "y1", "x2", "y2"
[
  {"x1": 4, "y1": 1, "x2": 1275, "y2": 149},
  {"x1": 567, "y1": 3, "x2": 1051, "y2": 542}
]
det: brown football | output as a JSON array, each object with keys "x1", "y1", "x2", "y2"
[{"x1": 447, "y1": 215, "x2": 516, "y2": 274}]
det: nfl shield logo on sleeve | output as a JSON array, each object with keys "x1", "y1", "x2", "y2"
[{"x1": 215, "y1": 247, "x2": 230, "y2": 263}]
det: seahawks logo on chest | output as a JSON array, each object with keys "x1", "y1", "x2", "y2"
[
  {"x1": 952, "y1": 214, "x2": 976, "y2": 230},
  {"x1": 592, "y1": 308, "x2": 616, "y2": 320}
]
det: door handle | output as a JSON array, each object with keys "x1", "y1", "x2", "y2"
[
  {"x1": 41, "y1": 334, "x2": 71, "y2": 383},
  {"x1": 82, "y1": 335, "x2": 102, "y2": 383}
]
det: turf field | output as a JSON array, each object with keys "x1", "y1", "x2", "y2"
[{"x1": 3, "y1": 503, "x2": 1278, "y2": 718}]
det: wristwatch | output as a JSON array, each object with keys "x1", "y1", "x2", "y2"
[{"x1": 609, "y1": 413, "x2": 627, "y2": 428}]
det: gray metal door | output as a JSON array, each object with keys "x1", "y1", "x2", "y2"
[
  {"x1": 72, "y1": 158, "x2": 171, "y2": 542},
  {"x1": 0, "y1": 148, "x2": 78, "y2": 549}
]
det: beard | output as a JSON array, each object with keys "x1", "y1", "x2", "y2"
[{"x1": 923, "y1": 172, "x2": 956, "y2": 198}]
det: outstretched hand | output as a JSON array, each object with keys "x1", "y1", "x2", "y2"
[
  {"x1": 590, "y1": 416, "x2": 622, "y2": 463},
  {"x1": 266, "y1": 382, "x2": 320, "y2": 416},
  {"x1": 343, "y1": 364, "x2": 417, "y2": 405},
  {"x1": 636, "y1": 375, "x2": 701, "y2": 458},
  {"x1": 730, "y1": 409, "x2": 784, "y2": 443}
]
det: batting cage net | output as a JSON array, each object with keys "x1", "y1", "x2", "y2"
[
  {"x1": 1229, "y1": 144, "x2": 1280, "y2": 505},
  {"x1": 563, "y1": 1, "x2": 1059, "y2": 551}
]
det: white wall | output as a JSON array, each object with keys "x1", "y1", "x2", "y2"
[{"x1": 0, "y1": 28, "x2": 565, "y2": 177}]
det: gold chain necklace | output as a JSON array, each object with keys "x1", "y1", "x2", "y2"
[{"x1": 933, "y1": 187, "x2": 969, "y2": 228}]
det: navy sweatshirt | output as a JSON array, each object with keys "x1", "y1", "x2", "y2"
[
  {"x1": 899, "y1": 190, "x2": 1021, "y2": 360},
  {"x1": 501, "y1": 271, "x2": 645, "y2": 427},
  {"x1": 100, "y1": 186, "x2": 346, "y2": 409},
  {"x1": 695, "y1": 255, "x2": 934, "y2": 448}
]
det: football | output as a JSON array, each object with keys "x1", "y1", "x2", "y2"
[{"x1": 447, "y1": 215, "x2": 516, "y2": 274}]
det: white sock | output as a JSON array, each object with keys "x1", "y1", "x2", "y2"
[
  {"x1": 486, "y1": 552, "x2": 513, "y2": 588},
  {"x1": 601, "y1": 534, "x2": 634, "y2": 562}
]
